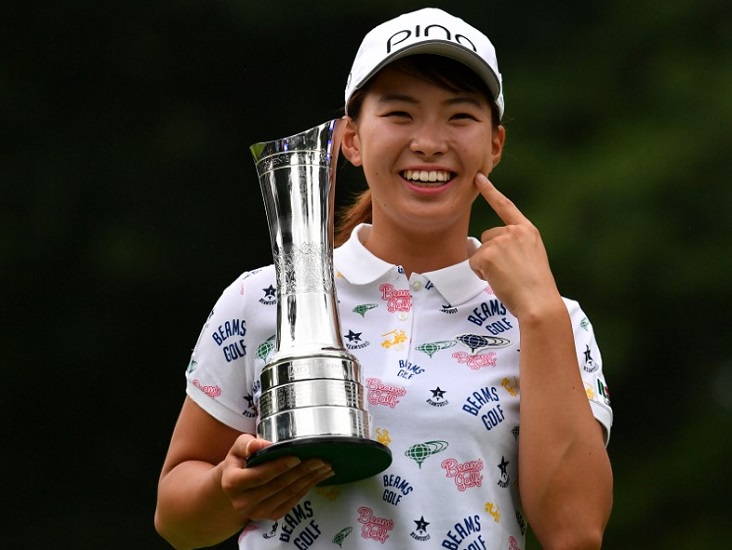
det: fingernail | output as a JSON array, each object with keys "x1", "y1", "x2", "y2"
[
  {"x1": 245, "y1": 440, "x2": 257, "y2": 455},
  {"x1": 321, "y1": 470, "x2": 336, "y2": 481},
  {"x1": 284, "y1": 456, "x2": 302, "y2": 468},
  {"x1": 305, "y1": 459, "x2": 326, "y2": 472}
]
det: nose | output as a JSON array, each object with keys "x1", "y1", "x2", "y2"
[{"x1": 409, "y1": 122, "x2": 447, "y2": 158}]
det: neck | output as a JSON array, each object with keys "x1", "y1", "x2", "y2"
[{"x1": 362, "y1": 221, "x2": 471, "y2": 277}]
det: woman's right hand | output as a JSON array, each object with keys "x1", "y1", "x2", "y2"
[
  {"x1": 219, "y1": 434, "x2": 334, "y2": 522},
  {"x1": 155, "y1": 397, "x2": 333, "y2": 548}
]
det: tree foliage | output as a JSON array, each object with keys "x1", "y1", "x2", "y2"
[{"x1": 1, "y1": 1, "x2": 730, "y2": 547}]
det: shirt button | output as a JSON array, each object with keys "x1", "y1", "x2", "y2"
[
  {"x1": 398, "y1": 311, "x2": 409, "y2": 321},
  {"x1": 411, "y1": 281, "x2": 422, "y2": 291}
]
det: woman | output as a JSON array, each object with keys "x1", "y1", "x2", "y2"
[{"x1": 155, "y1": 8, "x2": 613, "y2": 549}]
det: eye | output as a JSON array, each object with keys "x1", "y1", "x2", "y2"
[
  {"x1": 450, "y1": 112, "x2": 479, "y2": 121},
  {"x1": 385, "y1": 110, "x2": 412, "y2": 119}
]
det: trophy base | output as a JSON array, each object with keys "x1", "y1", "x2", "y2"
[{"x1": 246, "y1": 436, "x2": 392, "y2": 486}]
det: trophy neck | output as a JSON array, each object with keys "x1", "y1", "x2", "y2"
[
  {"x1": 273, "y1": 241, "x2": 343, "y2": 353},
  {"x1": 251, "y1": 119, "x2": 347, "y2": 355}
]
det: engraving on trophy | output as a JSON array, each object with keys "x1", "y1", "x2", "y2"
[
  {"x1": 265, "y1": 150, "x2": 329, "y2": 171},
  {"x1": 277, "y1": 242, "x2": 333, "y2": 294},
  {"x1": 288, "y1": 363, "x2": 311, "y2": 379}
]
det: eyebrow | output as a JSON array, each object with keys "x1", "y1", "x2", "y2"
[{"x1": 377, "y1": 93, "x2": 418, "y2": 105}]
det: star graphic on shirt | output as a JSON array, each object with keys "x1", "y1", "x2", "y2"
[
  {"x1": 498, "y1": 456, "x2": 510, "y2": 476},
  {"x1": 430, "y1": 387, "x2": 446, "y2": 400},
  {"x1": 262, "y1": 285, "x2": 276, "y2": 299},
  {"x1": 414, "y1": 516, "x2": 429, "y2": 532},
  {"x1": 583, "y1": 345, "x2": 593, "y2": 363},
  {"x1": 345, "y1": 330, "x2": 362, "y2": 343}
]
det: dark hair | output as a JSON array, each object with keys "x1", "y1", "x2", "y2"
[{"x1": 335, "y1": 54, "x2": 501, "y2": 247}]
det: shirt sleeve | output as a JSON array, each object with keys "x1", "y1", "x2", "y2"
[
  {"x1": 184, "y1": 271, "x2": 270, "y2": 434},
  {"x1": 565, "y1": 298, "x2": 614, "y2": 445}
]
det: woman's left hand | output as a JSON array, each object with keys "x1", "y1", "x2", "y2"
[{"x1": 469, "y1": 173, "x2": 562, "y2": 319}]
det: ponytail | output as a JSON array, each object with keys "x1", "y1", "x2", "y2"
[{"x1": 335, "y1": 189, "x2": 372, "y2": 247}]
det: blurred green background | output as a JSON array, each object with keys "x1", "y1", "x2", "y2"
[{"x1": 2, "y1": 0, "x2": 730, "y2": 548}]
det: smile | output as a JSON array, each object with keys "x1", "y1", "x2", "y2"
[{"x1": 401, "y1": 169, "x2": 454, "y2": 187}]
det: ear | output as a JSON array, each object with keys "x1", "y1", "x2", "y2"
[
  {"x1": 340, "y1": 116, "x2": 363, "y2": 167},
  {"x1": 490, "y1": 124, "x2": 506, "y2": 169}
]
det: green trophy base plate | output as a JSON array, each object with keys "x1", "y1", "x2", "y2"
[{"x1": 246, "y1": 436, "x2": 392, "y2": 486}]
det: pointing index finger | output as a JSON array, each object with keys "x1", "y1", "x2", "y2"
[{"x1": 475, "y1": 172, "x2": 529, "y2": 226}]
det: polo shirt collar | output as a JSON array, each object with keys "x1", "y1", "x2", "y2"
[
  {"x1": 424, "y1": 251, "x2": 488, "y2": 307},
  {"x1": 335, "y1": 224, "x2": 489, "y2": 306},
  {"x1": 335, "y1": 224, "x2": 395, "y2": 284}
]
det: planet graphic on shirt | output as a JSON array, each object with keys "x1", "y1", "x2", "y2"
[
  {"x1": 332, "y1": 526, "x2": 353, "y2": 547},
  {"x1": 405, "y1": 440, "x2": 449, "y2": 468},
  {"x1": 256, "y1": 336, "x2": 276, "y2": 361},
  {"x1": 352, "y1": 303, "x2": 378, "y2": 317},
  {"x1": 455, "y1": 333, "x2": 511, "y2": 353},
  {"x1": 415, "y1": 340, "x2": 456, "y2": 358}
]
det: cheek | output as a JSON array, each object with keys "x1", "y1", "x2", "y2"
[
  {"x1": 458, "y1": 144, "x2": 492, "y2": 173},
  {"x1": 361, "y1": 142, "x2": 398, "y2": 177},
  {"x1": 459, "y1": 128, "x2": 493, "y2": 157},
  {"x1": 478, "y1": 133, "x2": 499, "y2": 170}
]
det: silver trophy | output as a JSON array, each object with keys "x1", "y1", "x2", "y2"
[{"x1": 246, "y1": 119, "x2": 391, "y2": 485}]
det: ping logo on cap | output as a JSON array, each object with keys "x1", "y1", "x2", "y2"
[{"x1": 386, "y1": 24, "x2": 478, "y2": 54}]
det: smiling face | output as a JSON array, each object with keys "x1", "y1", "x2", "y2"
[{"x1": 342, "y1": 57, "x2": 505, "y2": 245}]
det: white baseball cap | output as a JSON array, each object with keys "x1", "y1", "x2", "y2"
[{"x1": 344, "y1": 8, "x2": 504, "y2": 119}]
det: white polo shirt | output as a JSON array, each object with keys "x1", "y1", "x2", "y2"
[{"x1": 186, "y1": 224, "x2": 613, "y2": 549}]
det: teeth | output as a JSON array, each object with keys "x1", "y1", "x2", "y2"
[{"x1": 403, "y1": 170, "x2": 452, "y2": 184}]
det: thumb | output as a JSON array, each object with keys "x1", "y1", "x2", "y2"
[
  {"x1": 245, "y1": 437, "x2": 272, "y2": 457},
  {"x1": 232, "y1": 434, "x2": 270, "y2": 460}
]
